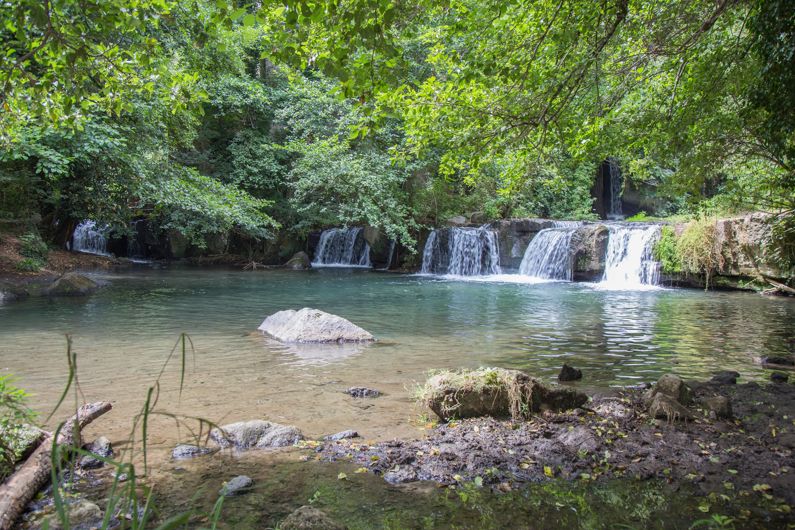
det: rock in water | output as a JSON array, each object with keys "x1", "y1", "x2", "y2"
[
  {"x1": 219, "y1": 475, "x2": 253, "y2": 496},
  {"x1": 45, "y1": 272, "x2": 98, "y2": 297},
  {"x1": 210, "y1": 420, "x2": 303, "y2": 449},
  {"x1": 284, "y1": 251, "x2": 311, "y2": 270},
  {"x1": 280, "y1": 506, "x2": 347, "y2": 530},
  {"x1": 710, "y1": 371, "x2": 740, "y2": 385},
  {"x1": 419, "y1": 368, "x2": 588, "y2": 421},
  {"x1": 771, "y1": 372, "x2": 789, "y2": 383},
  {"x1": 558, "y1": 363, "x2": 583, "y2": 381},
  {"x1": 79, "y1": 436, "x2": 113, "y2": 469},
  {"x1": 171, "y1": 444, "x2": 219, "y2": 460},
  {"x1": 346, "y1": 387, "x2": 380, "y2": 398},
  {"x1": 258, "y1": 308, "x2": 374, "y2": 343}
]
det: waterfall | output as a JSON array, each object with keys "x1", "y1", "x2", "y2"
[
  {"x1": 606, "y1": 159, "x2": 624, "y2": 220},
  {"x1": 312, "y1": 227, "x2": 371, "y2": 267},
  {"x1": 420, "y1": 226, "x2": 500, "y2": 276},
  {"x1": 600, "y1": 225, "x2": 662, "y2": 288},
  {"x1": 72, "y1": 220, "x2": 110, "y2": 256},
  {"x1": 518, "y1": 222, "x2": 580, "y2": 280},
  {"x1": 381, "y1": 239, "x2": 396, "y2": 270}
]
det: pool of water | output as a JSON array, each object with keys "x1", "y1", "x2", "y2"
[{"x1": 1, "y1": 266, "x2": 793, "y2": 465}]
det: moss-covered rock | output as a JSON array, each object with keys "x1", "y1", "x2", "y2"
[
  {"x1": 417, "y1": 368, "x2": 588, "y2": 421},
  {"x1": 44, "y1": 272, "x2": 98, "y2": 297}
]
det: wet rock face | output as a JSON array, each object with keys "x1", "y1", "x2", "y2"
[
  {"x1": 280, "y1": 505, "x2": 347, "y2": 530},
  {"x1": 258, "y1": 308, "x2": 374, "y2": 343},
  {"x1": 488, "y1": 219, "x2": 557, "y2": 270},
  {"x1": 571, "y1": 224, "x2": 609, "y2": 281},
  {"x1": 421, "y1": 368, "x2": 588, "y2": 421},
  {"x1": 210, "y1": 420, "x2": 303, "y2": 450},
  {"x1": 45, "y1": 272, "x2": 98, "y2": 297},
  {"x1": 284, "y1": 251, "x2": 311, "y2": 270},
  {"x1": 171, "y1": 444, "x2": 218, "y2": 460},
  {"x1": 219, "y1": 475, "x2": 253, "y2": 496}
]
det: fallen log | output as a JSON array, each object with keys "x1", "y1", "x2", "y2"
[{"x1": 0, "y1": 401, "x2": 112, "y2": 530}]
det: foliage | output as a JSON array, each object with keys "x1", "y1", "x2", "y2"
[
  {"x1": 677, "y1": 219, "x2": 722, "y2": 288},
  {"x1": 19, "y1": 232, "x2": 48, "y2": 262},
  {"x1": 0, "y1": 375, "x2": 37, "y2": 481},
  {"x1": 653, "y1": 226, "x2": 682, "y2": 274},
  {"x1": 15, "y1": 258, "x2": 43, "y2": 272}
]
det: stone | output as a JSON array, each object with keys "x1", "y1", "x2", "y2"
[
  {"x1": 346, "y1": 387, "x2": 380, "y2": 398},
  {"x1": 644, "y1": 374, "x2": 693, "y2": 406},
  {"x1": 594, "y1": 400, "x2": 634, "y2": 420},
  {"x1": 171, "y1": 444, "x2": 219, "y2": 460},
  {"x1": 558, "y1": 363, "x2": 583, "y2": 382},
  {"x1": 648, "y1": 393, "x2": 693, "y2": 422},
  {"x1": 771, "y1": 372, "x2": 789, "y2": 384},
  {"x1": 79, "y1": 436, "x2": 113, "y2": 469},
  {"x1": 219, "y1": 475, "x2": 253, "y2": 496},
  {"x1": 258, "y1": 308, "x2": 374, "y2": 343},
  {"x1": 323, "y1": 430, "x2": 359, "y2": 441},
  {"x1": 44, "y1": 272, "x2": 98, "y2": 297},
  {"x1": 557, "y1": 426, "x2": 599, "y2": 453},
  {"x1": 571, "y1": 224, "x2": 609, "y2": 281},
  {"x1": 210, "y1": 420, "x2": 303, "y2": 450},
  {"x1": 50, "y1": 500, "x2": 103, "y2": 529},
  {"x1": 420, "y1": 368, "x2": 588, "y2": 421},
  {"x1": 710, "y1": 371, "x2": 740, "y2": 385},
  {"x1": 701, "y1": 395, "x2": 732, "y2": 419},
  {"x1": 284, "y1": 251, "x2": 311, "y2": 270},
  {"x1": 762, "y1": 356, "x2": 795, "y2": 367},
  {"x1": 447, "y1": 215, "x2": 468, "y2": 226},
  {"x1": 1, "y1": 424, "x2": 45, "y2": 463},
  {"x1": 280, "y1": 505, "x2": 347, "y2": 530}
]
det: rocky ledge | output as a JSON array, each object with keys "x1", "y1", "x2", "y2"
[{"x1": 320, "y1": 373, "x2": 795, "y2": 506}]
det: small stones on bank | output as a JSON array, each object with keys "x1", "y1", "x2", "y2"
[
  {"x1": 78, "y1": 436, "x2": 113, "y2": 469},
  {"x1": 643, "y1": 373, "x2": 693, "y2": 406},
  {"x1": 323, "y1": 430, "x2": 359, "y2": 441},
  {"x1": 171, "y1": 443, "x2": 219, "y2": 460},
  {"x1": 710, "y1": 371, "x2": 740, "y2": 385},
  {"x1": 346, "y1": 387, "x2": 380, "y2": 398},
  {"x1": 771, "y1": 372, "x2": 789, "y2": 383},
  {"x1": 280, "y1": 505, "x2": 347, "y2": 530},
  {"x1": 700, "y1": 395, "x2": 732, "y2": 419},
  {"x1": 558, "y1": 363, "x2": 582, "y2": 382},
  {"x1": 219, "y1": 475, "x2": 253, "y2": 497}
]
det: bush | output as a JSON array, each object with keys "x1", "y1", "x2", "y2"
[
  {"x1": 677, "y1": 219, "x2": 722, "y2": 288},
  {"x1": 18, "y1": 232, "x2": 48, "y2": 262},
  {"x1": 0, "y1": 375, "x2": 37, "y2": 481},
  {"x1": 653, "y1": 226, "x2": 681, "y2": 274},
  {"x1": 15, "y1": 257, "x2": 44, "y2": 272}
]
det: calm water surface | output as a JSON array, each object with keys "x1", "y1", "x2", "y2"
[{"x1": 1, "y1": 266, "x2": 793, "y2": 464}]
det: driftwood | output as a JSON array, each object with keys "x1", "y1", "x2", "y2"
[
  {"x1": 0, "y1": 401, "x2": 112, "y2": 530},
  {"x1": 762, "y1": 276, "x2": 795, "y2": 296}
]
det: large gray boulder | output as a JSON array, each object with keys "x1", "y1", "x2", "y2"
[
  {"x1": 284, "y1": 251, "x2": 311, "y2": 270},
  {"x1": 44, "y1": 272, "x2": 98, "y2": 297},
  {"x1": 210, "y1": 420, "x2": 303, "y2": 449},
  {"x1": 258, "y1": 308, "x2": 374, "y2": 343},
  {"x1": 418, "y1": 368, "x2": 588, "y2": 421}
]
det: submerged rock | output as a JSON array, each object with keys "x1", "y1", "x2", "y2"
[
  {"x1": 280, "y1": 505, "x2": 347, "y2": 530},
  {"x1": 771, "y1": 372, "x2": 789, "y2": 383},
  {"x1": 644, "y1": 374, "x2": 693, "y2": 406},
  {"x1": 710, "y1": 371, "x2": 740, "y2": 385},
  {"x1": 171, "y1": 443, "x2": 219, "y2": 460},
  {"x1": 323, "y1": 430, "x2": 359, "y2": 441},
  {"x1": 219, "y1": 475, "x2": 253, "y2": 496},
  {"x1": 258, "y1": 308, "x2": 374, "y2": 343},
  {"x1": 210, "y1": 420, "x2": 303, "y2": 450},
  {"x1": 419, "y1": 368, "x2": 588, "y2": 421},
  {"x1": 761, "y1": 356, "x2": 795, "y2": 367},
  {"x1": 558, "y1": 363, "x2": 583, "y2": 382},
  {"x1": 45, "y1": 272, "x2": 98, "y2": 297},
  {"x1": 284, "y1": 251, "x2": 311, "y2": 270},
  {"x1": 79, "y1": 436, "x2": 113, "y2": 469},
  {"x1": 346, "y1": 387, "x2": 380, "y2": 398}
]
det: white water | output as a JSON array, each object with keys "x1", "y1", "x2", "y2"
[
  {"x1": 72, "y1": 220, "x2": 110, "y2": 256},
  {"x1": 381, "y1": 239, "x2": 396, "y2": 270},
  {"x1": 420, "y1": 226, "x2": 500, "y2": 276},
  {"x1": 598, "y1": 225, "x2": 662, "y2": 289},
  {"x1": 518, "y1": 222, "x2": 580, "y2": 280},
  {"x1": 313, "y1": 227, "x2": 372, "y2": 267}
]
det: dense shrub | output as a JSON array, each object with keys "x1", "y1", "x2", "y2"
[
  {"x1": 677, "y1": 219, "x2": 722, "y2": 289},
  {"x1": 653, "y1": 226, "x2": 682, "y2": 274}
]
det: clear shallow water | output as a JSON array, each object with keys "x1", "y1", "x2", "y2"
[{"x1": 1, "y1": 266, "x2": 793, "y2": 463}]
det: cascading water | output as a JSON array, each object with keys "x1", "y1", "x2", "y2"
[
  {"x1": 606, "y1": 159, "x2": 624, "y2": 220},
  {"x1": 420, "y1": 226, "x2": 500, "y2": 276},
  {"x1": 312, "y1": 227, "x2": 372, "y2": 267},
  {"x1": 518, "y1": 222, "x2": 580, "y2": 280},
  {"x1": 72, "y1": 220, "x2": 110, "y2": 256},
  {"x1": 381, "y1": 239, "x2": 396, "y2": 270},
  {"x1": 599, "y1": 225, "x2": 662, "y2": 288}
]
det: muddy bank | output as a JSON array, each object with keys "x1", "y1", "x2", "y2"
[{"x1": 320, "y1": 379, "x2": 795, "y2": 507}]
